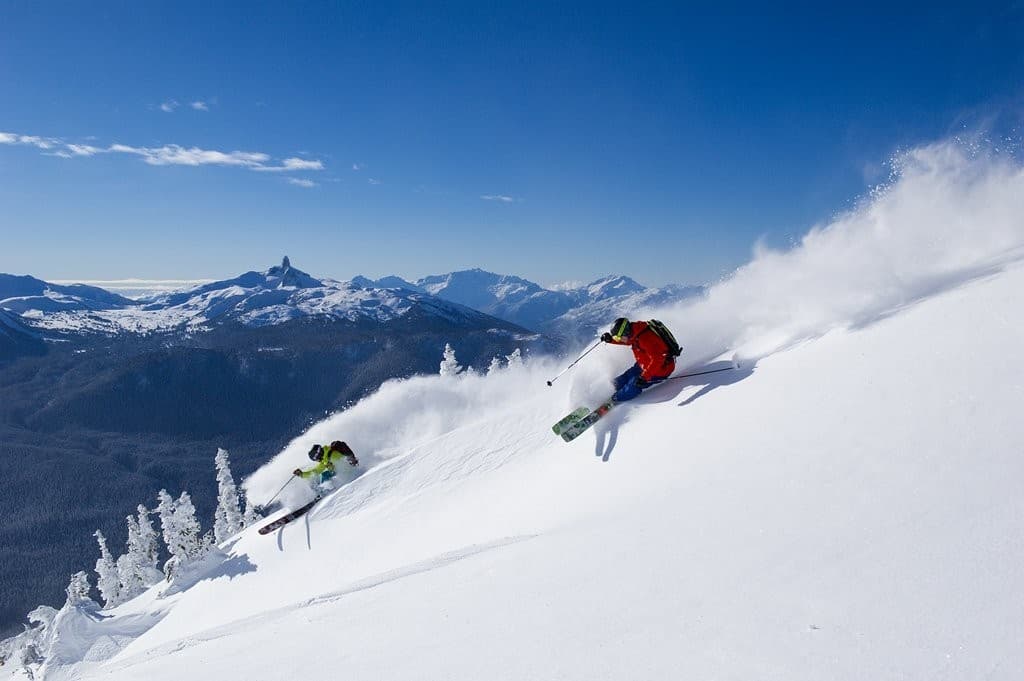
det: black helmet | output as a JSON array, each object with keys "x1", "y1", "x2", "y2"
[
  {"x1": 610, "y1": 317, "x2": 632, "y2": 339},
  {"x1": 308, "y1": 444, "x2": 324, "y2": 461}
]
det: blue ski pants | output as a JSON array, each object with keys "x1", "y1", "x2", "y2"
[{"x1": 612, "y1": 364, "x2": 666, "y2": 402}]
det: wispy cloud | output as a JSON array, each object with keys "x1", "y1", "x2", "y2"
[
  {"x1": 481, "y1": 194, "x2": 517, "y2": 203},
  {"x1": 286, "y1": 178, "x2": 317, "y2": 188},
  {"x1": 159, "y1": 100, "x2": 179, "y2": 113},
  {"x1": 190, "y1": 101, "x2": 209, "y2": 111},
  {"x1": 0, "y1": 133, "x2": 60, "y2": 150},
  {"x1": 352, "y1": 163, "x2": 364, "y2": 171},
  {"x1": 253, "y1": 157, "x2": 325, "y2": 172},
  {"x1": 109, "y1": 143, "x2": 270, "y2": 167},
  {"x1": 368, "y1": 178, "x2": 381, "y2": 185},
  {"x1": 0, "y1": 129, "x2": 326, "y2": 175}
]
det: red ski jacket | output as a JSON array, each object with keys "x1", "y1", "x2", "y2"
[{"x1": 607, "y1": 320, "x2": 676, "y2": 381}]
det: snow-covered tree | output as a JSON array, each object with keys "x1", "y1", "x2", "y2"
[
  {"x1": 214, "y1": 448, "x2": 244, "y2": 543},
  {"x1": 93, "y1": 530, "x2": 122, "y2": 608},
  {"x1": 116, "y1": 508, "x2": 163, "y2": 601},
  {"x1": 486, "y1": 356, "x2": 503, "y2": 375},
  {"x1": 65, "y1": 571, "x2": 94, "y2": 606},
  {"x1": 173, "y1": 491, "x2": 207, "y2": 560},
  {"x1": 439, "y1": 343, "x2": 463, "y2": 376},
  {"x1": 115, "y1": 517, "x2": 144, "y2": 602},
  {"x1": 506, "y1": 347, "x2": 523, "y2": 367},
  {"x1": 134, "y1": 505, "x2": 161, "y2": 577},
  {"x1": 155, "y1": 489, "x2": 176, "y2": 559},
  {"x1": 156, "y1": 489, "x2": 209, "y2": 580}
]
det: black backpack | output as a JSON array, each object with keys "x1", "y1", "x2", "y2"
[{"x1": 645, "y1": 319, "x2": 682, "y2": 358}]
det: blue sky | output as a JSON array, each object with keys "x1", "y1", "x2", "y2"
[{"x1": 2, "y1": 1, "x2": 1022, "y2": 288}]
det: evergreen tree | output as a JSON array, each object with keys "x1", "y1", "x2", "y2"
[
  {"x1": 506, "y1": 347, "x2": 523, "y2": 367},
  {"x1": 439, "y1": 343, "x2": 463, "y2": 376},
  {"x1": 156, "y1": 490, "x2": 182, "y2": 578},
  {"x1": 116, "y1": 516, "x2": 145, "y2": 601},
  {"x1": 65, "y1": 571, "x2": 94, "y2": 606},
  {"x1": 116, "y1": 508, "x2": 162, "y2": 601},
  {"x1": 156, "y1": 489, "x2": 209, "y2": 580},
  {"x1": 134, "y1": 505, "x2": 161, "y2": 579},
  {"x1": 155, "y1": 489, "x2": 178, "y2": 566},
  {"x1": 93, "y1": 530, "x2": 122, "y2": 608},
  {"x1": 213, "y1": 448, "x2": 244, "y2": 543},
  {"x1": 487, "y1": 356, "x2": 503, "y2": 374}
]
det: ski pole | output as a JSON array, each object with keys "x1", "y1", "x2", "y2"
[
  {"x1": 666, "y1": 364, "x2": 740, "y2": 381},
  {"x1": 546, "y1": 340, "x2": 602, "y2": 386},
  {"x1": 263, "y1": 475, "x2": 297, "y2": 509}
]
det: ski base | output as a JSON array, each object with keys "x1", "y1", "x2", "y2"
[
  {"x1": 559, "y1": 401, "x2": 615, "y2": 442},
  {"x1": 552, "y1": 407, "x2": 590, "y2": 435},
  {"x1": 257, "y1": 496, "x2": 322, "y2": 535}
]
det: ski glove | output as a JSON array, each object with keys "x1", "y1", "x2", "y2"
[
  {"x1": 346, "y1": 455, "x2": 359, "y2": 467},
  {"x1": 293, "y1": 468, "x2": 303, "y2": 477},
  {"x1": 600, "y1": 332, "x2": 613, "y2": 343}
]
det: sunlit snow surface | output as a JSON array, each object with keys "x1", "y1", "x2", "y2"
[{"x1": 10, "y1": 140, "x2": 1024, "y2": 680}]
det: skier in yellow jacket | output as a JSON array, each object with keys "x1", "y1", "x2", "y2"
[{"x1": 293, "y1": 440, "x2": 358, "y2": 488}]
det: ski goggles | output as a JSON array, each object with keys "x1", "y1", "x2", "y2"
[{"x1": 612, "y1": 318, "x2": 632, "y2": 341}]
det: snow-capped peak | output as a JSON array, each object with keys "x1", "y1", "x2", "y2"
[
  {"x1": 260, "y1": 256, "x2": 321, "y2": 290},
  {"x1": 583, "y1": 275, "x2": 646, "y2": 301}
]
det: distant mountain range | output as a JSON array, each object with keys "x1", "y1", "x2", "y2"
[
  {"x1": 352, "y1": 268, "x2": 703, "y2": 338},
  {"x1": 3, "y1": 258, "x2": 518, "y2": 339},
  {"x1": 1, "y1": 258, "x2": 702, "y2": 349}
]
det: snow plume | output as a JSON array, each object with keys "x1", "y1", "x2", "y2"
[
  {"x1": 247, "y1": 138, "x2": 1024, "y2": 504},
  {"x1": 643, "y1": 139, "x2": 1024, "y2": 366},
  {"x1": 244, "y1": 354, "x2": 563, "y2": 507}
]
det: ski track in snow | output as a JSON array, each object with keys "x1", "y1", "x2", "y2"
[{"x1": 88, "y1": 535, "x2": 537, "y2": 677}]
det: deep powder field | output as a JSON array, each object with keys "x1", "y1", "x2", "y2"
[{"x1": 6, "y1": 138, "x2": 1024, "y2": 681}]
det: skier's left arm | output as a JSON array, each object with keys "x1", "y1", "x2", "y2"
[{"x1": 294, "y1": 462, "x2": 327, "y2": 478}]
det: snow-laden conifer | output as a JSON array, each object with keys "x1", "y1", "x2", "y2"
[
  {"x1": 439, "y1": 343, "x2": 463, "y2": 376},
  {"x1": 65, "y1": 571, "x2": 94, "y2": 606},
  {"x1": 115, "y1": 517, "x2": 145, "y2": 602},
  {"x1": 155, "y1": 489, "x2": 177, "y2": 567},
  {"x1": 134, "y1": 505, "x2": 161, "y2": 578},
  {"x1": 116, "y1": 509, "x2": 162, "y2": 601},
  {"x1": 173, "y1": 491, "x2": 207, "y2": 561},
  {"x1": 506, "y1": 347, "x2": 523, "y2": 367},
  {"x1": 486, "y1": 356, "x2": 503, "y2": 374},
  {"x1": 214, "y1": 448, "x2": 244, "y2": 543},
  {"x1": 93, "y1": 530, "x2": 122, "y2": 608},
  {"x1": 157, "y1": 489, "x2": 209, "y2": 579}
]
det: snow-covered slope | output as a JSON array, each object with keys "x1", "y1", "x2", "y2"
[
  {"x1": 0, "y1": 274, "x2": 132, "y2": 314},
  {"x1": 32, "y1": 259, "x2": 1024, "y2": 681},
  {"x1": 14, "y1": 139, "x2": 1024, "y2": 681}
]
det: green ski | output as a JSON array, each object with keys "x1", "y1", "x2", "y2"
[
  {"x1": 552, "y1": 407, "x2": 590, "y2": 435},
  {"x1": 559, "y1": 400, "x2": 615, "y2": 442}
]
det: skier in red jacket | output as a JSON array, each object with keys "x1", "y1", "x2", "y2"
[{"x1": 601, "y1": 317, "x2": 677, "y2": 402}]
